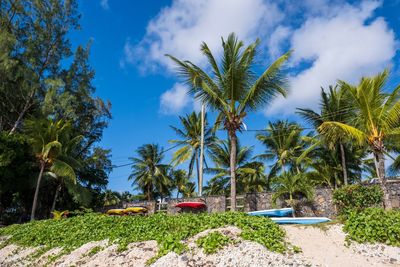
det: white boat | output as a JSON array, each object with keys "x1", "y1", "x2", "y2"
[
  {"x1": 271, "y1": 217, "x2": 331, "y2": 224},
  {"x1": 247, "y1": 207, "x2": 293, "y2": 217}
]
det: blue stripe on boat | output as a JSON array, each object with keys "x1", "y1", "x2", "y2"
[
  {"x1": 271, "y1": 217, "x2": 331, "y2": 224},
  {"x1": 247, "y1": 208, "x2": 293, "y2": 217}
]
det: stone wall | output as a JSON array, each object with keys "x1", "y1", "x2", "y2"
[
  {"x1": 166, "y1": 196, "x2": 225, "y2": 214},
  {"x1": 116, "y1": 181, "x2": 400, "y2": 217},
  {"x1": 387, "y1": 180, "x2": 400, "y2": 208},
  {"x1": 244, "y1": 188, "x2": 336, "y2": 218},
  {"x1": 124, "y1": 201, "x2": 156, "y2": 214}
]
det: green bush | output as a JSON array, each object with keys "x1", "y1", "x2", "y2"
[
  {"x1": 333, "y1": 184, "x2": 383, "y2": 218},
  {"x1": 0, "y1": 212, "x2": 286, "y2": 258},
  {"x1": 196, "y1": 232, "x2": 232, "y2": 254},
  {"x1": 344, "y1": 208, "x2": 400, "y2": 246}
]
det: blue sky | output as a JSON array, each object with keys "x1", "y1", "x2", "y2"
[{"x1": 70, "y1": 0, "x2": 400, "y2": 193}]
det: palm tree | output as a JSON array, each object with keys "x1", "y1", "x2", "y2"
[
  {"x1": 103, "y1": 190, "x2": 121, "y2": 206},
  {"x1": 319, "y1": 70, "x2": 400, "y2": 208},
  {"x1": 49, "y1": 129, "x2": 84, "y2": 213},
  {"x1": 25, "y1": 118, "x2": 77, "y2": 221},
  {"x1": 167, "y1": 33, "x2": 291, "y2": 210},
  {"x1": 128, "y1": 144, "x2": 171, "y2": 201},
  {"x1": 170, "y1": 112, "x2": 214, "y2": 192},
  {"x1": 272, "y1": 173, "x2": 314, "y2": 217},
  {"x1": 206, "y1": 140, "x2": 266, "y2": 196},
  {"x1": 297, "y1": 85, "x2": 354, "y2": 185},
  {"x1": 172, "y1": 169, "x2": 189, "y2": 198},
  {"x1": 181, "y1": 182, "x2": 196, "y2": 198},
  {"x1": 120, "y1": 191, "x2": 133, "y2": 203},
  {"x1": 203, "y1": 176, "x2": 229, "y2": 196},
  {"x1": 256, "y1": 120, "x2": 308, "y2": 175}
]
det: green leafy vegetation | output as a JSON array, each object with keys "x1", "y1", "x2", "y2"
[
  {"x1": 333, "y1": 185, "x2": 383, "y2": 218},
  {"x1": 196, "y1": 232, "x2": 232, "y2": 254},
  {"x1": 0, "y1": 212, "x2": 286, "y2": 257},
  {"x1": 344, "y1": 208, "x2": 400, "y2": 246}
]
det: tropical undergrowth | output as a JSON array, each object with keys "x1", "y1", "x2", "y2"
[
  {"x1": 0, "y1": 212, "x2": 286, "y2": 261},
  {"x1": 343, "y1": 208, "x2": 400, "y2": 247}
]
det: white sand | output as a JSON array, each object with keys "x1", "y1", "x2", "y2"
[{"x1": 282, "y1": 224, "x2": 400, "y2": 267}]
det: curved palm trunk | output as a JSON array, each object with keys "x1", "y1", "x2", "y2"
[
  {"x1": 229, "y1": 132, "x2": 237, "y2": 211},
  {"x1": 50, "y1": 184, "x2": 62, "y2": 214},
  {"x1": 374, "y1": 151, "x2": 391, "y2": 209},
  {"x1": 339, "y1": 143, "x2": 348, "y2": 186},
  {"x1": 31, "y1": 161, "x2": 45, "y2": 222}
]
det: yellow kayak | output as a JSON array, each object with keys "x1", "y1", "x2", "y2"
[
  {"x1": 106, "y1": 209, "x2": 126, "y2": 215},
  {"x1": 124, "y1": 207, "x2": 147, "y2": 213}
]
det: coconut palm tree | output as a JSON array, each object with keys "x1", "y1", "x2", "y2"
[
  {"x1": 256, "y1": 120, "x2": 308, "y2": 175},
  {"x1": 128, "y1": 144, "x2": 171, "y2": 201},
  {"x1": 170, "y1": 112, "x2": 214, "y2": 191},
  {"x1": 103, "y1": 190, "x2": 121, "y2": 206},
  {"x1": 25, "y1": 118, "x2": 77, "y2": 221},
  {"x1": 319, "y1": 70, "x2": 400, "y2": 208},
  {"x1": 167, "y1": 33, "x2": 291, "y2": 210},
  {"x1": 48, "y1": 130, "x2": 84, "y2": 213},
  {"x1": 272, "y1": 173, "x2": 314, "y2": 217},
  {"x1": 172, "y1": 169, "x2": 190, "y2": 198},
  {"x1": 206, "y1": 140, "x2": 266, "y2": 196},
  {"x1": 297, "y1": 85, "x2": 354, "y2": 185},
  {"x1": 203, "y1": 176, "x2": 229, "y2": 196}
]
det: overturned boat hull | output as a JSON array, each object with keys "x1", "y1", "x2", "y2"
[
  {"x1": 247, "y1": 208, "x2": 294, "y2": 217},
  {"x1": 271, "y1": 217, "x2": 331, "y2": 225}
]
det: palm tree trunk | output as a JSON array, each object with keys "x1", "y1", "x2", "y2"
[
  {"x1": 229, "y1": 132, "x2": 237, "y2": 211},
  {"x1": 31, "y1": 161, "x2": 45, "y2": 222},
  {"x1": 50, "y1": 184, "x2": 62, "y2": 214},
  {"x1": 374, "y1": 151, "x2": 391, "y2": 209},
  {"x1": 195, "y1": 150, "x2": 200, "y2": 194},
  {"x1": 339, "y1": 143, "x2": 348, "y2": 186},
  {"x1": 289, "y1": 193, "x2": 295, "y2": 218}
]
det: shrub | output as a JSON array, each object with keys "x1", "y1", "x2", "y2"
[
  {"x1": 344, "y1": 208, "x2": 400, "y2": 246},
  {"x1": 196, "y1": 232, "x2": 232, "y2": 254},
  {"x1": 333, "y1": 184, "x2": 383, "y2": 218},
  {"x1": 0, "y1": 212, "x2": 286, "y2": 258}
]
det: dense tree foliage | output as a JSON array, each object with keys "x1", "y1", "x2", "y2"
[{"x1": 0, "y1": 0, "x2": 112, "y2": 224}]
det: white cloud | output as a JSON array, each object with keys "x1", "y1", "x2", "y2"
[
  {"x1": 123, "y1": 0, "x2": 282, "y2": 71},
  {"x1": 125, "y1": 0, "x2": 397, "y2": 116},
  {"x1": 266, "y1": 1, "x2": 397, "y2": 115},
  {"x1": 160, "y1": 83, "x2": 191, "y2": 114},
  {"x1": 100, "y1": 0, "x2": 109, "y2": 10},
  {"x1": 268, "y1": 26, "x2": 291, "y2": 59}
]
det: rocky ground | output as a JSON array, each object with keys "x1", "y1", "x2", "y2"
[{"x1": 0, "y1": 225, "x2": 399, "y2": 267}]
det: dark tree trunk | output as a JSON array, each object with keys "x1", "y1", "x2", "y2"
[
  {"x1": 339, "y1": 143, "x2": 348, "y2": 185},
  {"x1": 31, "y1": 161, "x2": 45, "y2": 221},
  {"x1": 229, "y1": 132, "x2": 237, "y2": 211},
  {"x1": 374, "y1": 151, "x2": 391, "y2": 209},
  {"x1": 50, "y1": 184, "x2": 62, "y2": 214}
]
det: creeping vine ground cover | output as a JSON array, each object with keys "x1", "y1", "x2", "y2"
[
  {"x1": 344, "y1": 208, "x2": 400, "y2": 246},
  {"x1": 0, "y1": 212, "x2": 286, "y2": 257}
]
